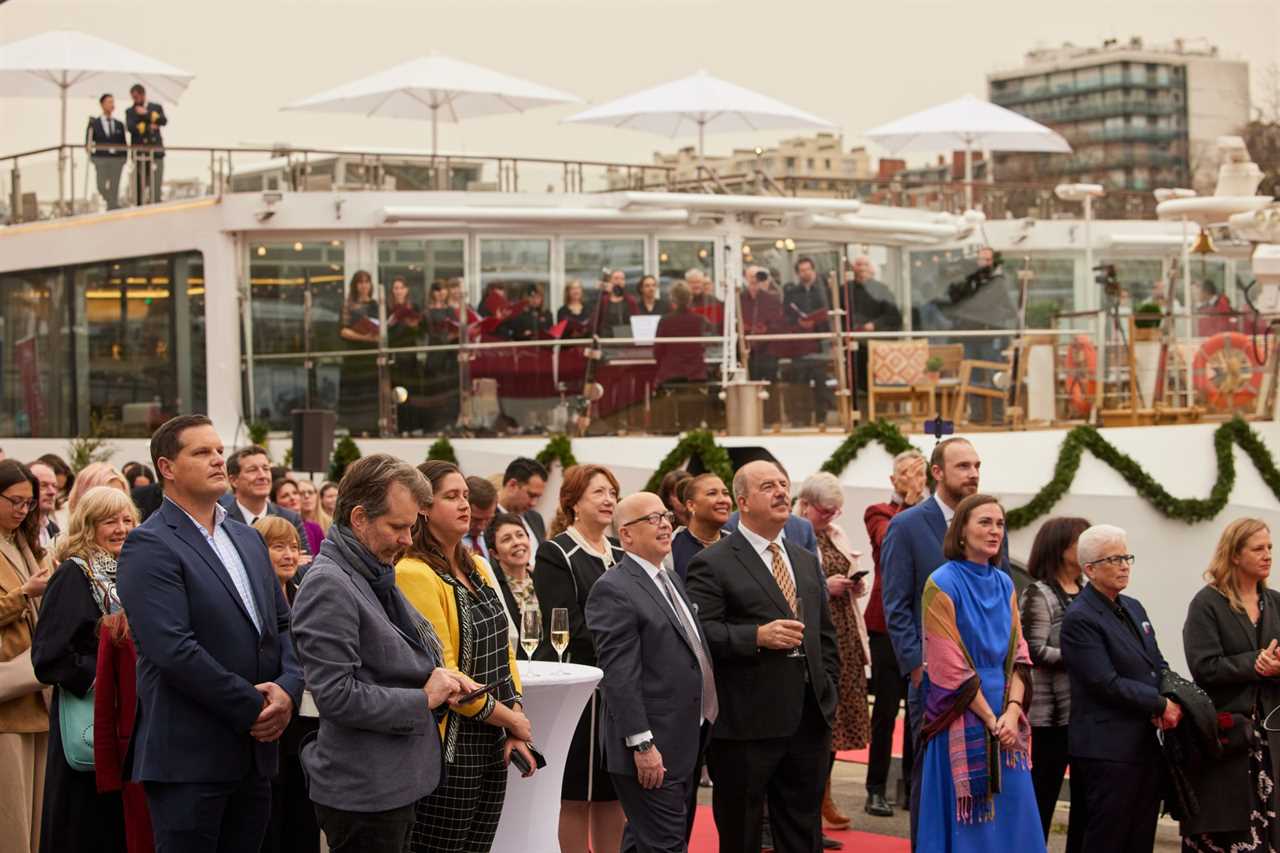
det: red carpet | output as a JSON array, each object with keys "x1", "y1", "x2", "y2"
[
  {"x1": 836, "y1": 717, "x2": 905, "y2": 764},
  {"x1": 689, "y1": 805, "x2": 908, "y2": 853}
]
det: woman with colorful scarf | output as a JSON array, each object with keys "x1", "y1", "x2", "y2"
[
  {"x1": 31, "y1": 485, "x2": 138, "y2": 853},
  {"x1": 918, "y1": 494, "x2": 1043, "y2": 852}
]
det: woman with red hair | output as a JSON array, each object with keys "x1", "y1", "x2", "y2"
[{"x1": 533, "y1": 464, "x2": 626, "y2": 853}]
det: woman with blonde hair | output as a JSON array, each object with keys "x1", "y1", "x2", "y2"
[
  {"x1": 296, "y1": 479, "x2": 332, "y2": 536},
  {"x1": 533, "y1": 464, "x2": 626, "y2": 853},
  {"x1": 66, "y1": 463, "x2": 129, "y2": 513},
  {"x1": 32, "y1": 485, "x2": 138, "y2": 853},
  {"x1": 1181, "y1": 518, "x2": 1280, "y2": 851},
  {"x1": 396, "y1": 461, "x2": 533, "y2": 853},
  {"x1": 796, "y1": 471, "x2": 871, "y2": 832},
  {"x1": 0, "y1": 460, "x2": 53, "y2": 853}
]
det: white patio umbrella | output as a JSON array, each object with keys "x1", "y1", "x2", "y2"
[
  {"x1": 283, "y1": 53, "x2": 581, "y2": 156},
  {"x1": 0, "y1": 29, "x2": 195, "y2": 211},
  {"x1": 562, "y1": 70, "x2": 837, "y2": 158},
  {"x1": 863, "y1": 94, "x2": 1071, "y2": 208}
]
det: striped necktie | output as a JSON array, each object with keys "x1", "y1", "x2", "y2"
[{"x1": 767, "y1": 542, "x2": 798, "y2": 615}]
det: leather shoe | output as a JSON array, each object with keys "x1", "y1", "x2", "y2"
[
  {"x1": 865, "y1": 791, "x2": 894, "y2": 817},
  {"x1": 822, "y1": 835, "x2": 844, "y2": 850}
]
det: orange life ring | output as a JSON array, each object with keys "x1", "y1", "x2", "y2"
[
  {"x1": 1193, "y1": 332, "x2": 1264, "y2": 410},
  {"x1": 1061, "y1": 336, "x2": 1098, "y2": 417}
]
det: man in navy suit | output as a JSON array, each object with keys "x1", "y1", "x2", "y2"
[
  {"x1": 880, "y1": 437, "x2": 1006, "y2": 845},
  {"x1": 218, "y1": 445, "x2": 311, "y2": 558},
  {"x1": 85, "y1": 93, "x2": 127, "y2": 209},
  {"x1": 117, "y1": 414, "x2": 304, "y2": 853},
  {"x1": 586, "y1": 491, "x2": 718, "y2": 852},
  {"x1": 1062, "y1": 524, "x2": 1180, "y2": 853},
  {"x1": 687, "y1": 460, "x2": 839, "y2": 853},
  {"x1": 128, "y1": 82, "x2": 167, "y2": 204}
]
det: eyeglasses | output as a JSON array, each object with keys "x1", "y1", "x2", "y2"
[
  {"x1": 1086, "y1": 554, "x2": 1136, "y2": 568},
  {"x1": 621, "y1": 511, "x2": 677, "y2": 529},
  {"x1": 0, "y1": 494, "x2": 36, "y2": 512}
]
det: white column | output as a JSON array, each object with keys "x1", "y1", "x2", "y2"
[{"x1": 202, "y1": 231, "x2": 245, "y2": 441}]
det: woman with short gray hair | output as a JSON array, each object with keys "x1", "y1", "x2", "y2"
[{"x1": 796, "y1": 471, "x2": 870, "y2": 831}]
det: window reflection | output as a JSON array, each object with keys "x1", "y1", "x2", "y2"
[{"x1": 0, "y1": 271, "x2": 70, "y2": 437}]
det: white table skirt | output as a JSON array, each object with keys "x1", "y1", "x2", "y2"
[{"x1": 492, "y1": 660, "x2": 603, "y2": 853}]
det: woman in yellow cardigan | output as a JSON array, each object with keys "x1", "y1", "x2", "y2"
[{"x1": 396, "y1": 461, "x2": 536, "y2": 853}]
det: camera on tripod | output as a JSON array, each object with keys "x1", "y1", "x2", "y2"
[{"x1": 1093, "y1": 263, "x2": 1122, "y2": 301}]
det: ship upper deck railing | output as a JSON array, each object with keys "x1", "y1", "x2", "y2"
[{"x1": 2, "y1": 141, "x2": 1159, "y2": 225}]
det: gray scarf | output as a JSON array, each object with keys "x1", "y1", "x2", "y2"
[{"x1": 323, "y1": 524, "x2": 443, "y2": 663}]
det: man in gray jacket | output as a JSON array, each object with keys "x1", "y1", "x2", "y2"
[{"x1": 291, "y1": 454, "x2": 478, "y2": 853}]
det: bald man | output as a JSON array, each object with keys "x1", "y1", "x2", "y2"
[
  {"x1": 586, "y1": 492, "x2": 717, "y2": 852},
  {"x1": 686, "y1": 461, "x2": 839, "y2": 853}
]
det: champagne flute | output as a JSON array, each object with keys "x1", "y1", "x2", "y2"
[
  {"x1": 520, "y1": 608, "x2": 542, "y2": 660},
  {"x1": 550, "y1": 607, "x2": 570, "y2": 664},
  {"x1": 788, "y1": 597, "x2": 806, "y2": 658}
]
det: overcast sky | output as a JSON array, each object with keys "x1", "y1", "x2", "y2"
[{"x1": 3, "y1": 0, "x2": 1279, "y2": 168}]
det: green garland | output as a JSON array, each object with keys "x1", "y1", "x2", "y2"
[
  {"x1": 1003, "y1": 417, "x2": 1280, "y2": 529},
  {"x1": 373, "y1": 416, "x2": 1280, "y2": 531},
  {"x1": 643, "y1": 430, "x2": 735, "y2": 493},
  {"x1": 819, "y1": 420, "x2": 915, "y2": 477},
  {"x1": 426, "y1": 437, "x2": 459, "y2": 465},
  {"x1": 536, "y1": 434, "x2": 578, "y2": 472}
]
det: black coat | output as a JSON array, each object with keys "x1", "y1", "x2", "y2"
[
  {"x1": 1181, "y1": 584, "x2": 1280, "y2": 836},
  {"x1": 31, "y1": 561, "x2": 126, "y2": 853},
  {"x1": 685, "y1": 528, "x2": 840, "y2": 742}
]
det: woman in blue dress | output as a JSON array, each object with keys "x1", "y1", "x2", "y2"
[{"x1": 918, "y1": 493, "x2": 1044, "y2": 853}]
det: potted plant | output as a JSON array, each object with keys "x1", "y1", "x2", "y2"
[
  {"x1": 1133, "y1": 301, "x2": 1163, "y2": 340},
  {"x1": 924, "y1": 355, "x2": 943, "y2": 383}
]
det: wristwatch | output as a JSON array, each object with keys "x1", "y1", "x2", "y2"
[{"x1": 631, "y1": 739, "x2": 655, "y2": 753}]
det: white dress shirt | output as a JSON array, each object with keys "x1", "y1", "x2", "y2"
[
  {"x1": 169, "y1": 498, "x2": 263, "y2": 634},
  {"x1": 235, "y1": 499, "x2": 268, "y2": 526},
  {"x1": 934, "y1": 493, "x2": 956, "y2": 525},
  {"x1": 736, "y1": 519, "x2": 796, "y2": 587}
]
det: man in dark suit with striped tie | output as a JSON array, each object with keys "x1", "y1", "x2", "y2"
[
  {"x1": 686, "y1": 460, "x2": 840, "y2": 853},
  {"x1": 86, "y1": 93, "x2": 127, "y2": 209}
]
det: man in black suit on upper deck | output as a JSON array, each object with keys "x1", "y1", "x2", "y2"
[
  {"x1": 86, "y1": 93, "x2": 128, "y2": 209},
  {"x1": 686, "y1": 460, "x2": 839, "y2": 853},
  {"x1": 128, "y1": 82, "x2": 167, "y2": 205}
]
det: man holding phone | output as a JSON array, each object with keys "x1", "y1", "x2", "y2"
[{"x1": 586, "y1": 491, "x2": 717, "y2": 851}]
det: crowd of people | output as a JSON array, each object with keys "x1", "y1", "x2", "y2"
[
  {"x1": 0, "y1": 420, "x2": 1276, "y2": 853},
  {"x1": 84, "y1": 83, "x2": 169, "y2": 211}
]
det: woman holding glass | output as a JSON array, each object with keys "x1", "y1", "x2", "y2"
[
  {"x1": 32, "y1": 486, "x2": 138, "y2": 853},
  {"x1": 0, "y1": 460, "x2": 53, "y2": 853},
  {"x1": 533, "y1": 464, "x2": 626, "y2": 853},
  {"x1": 1181, "y1": 518, "x2": 1280, "y2": 851},
  {"x1": 396, "y1": 461, "x2": 534, "y2": 853}
]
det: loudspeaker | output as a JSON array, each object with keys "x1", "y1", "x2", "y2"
[{"x1": 292, "y1": 410, "x2": 336, "y2": 473}]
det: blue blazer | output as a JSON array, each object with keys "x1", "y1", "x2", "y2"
[
  {"x1": 880, "y1": 497, "x2": 1009, "y2": 675},
  {"x1": 1061, "y1": 583, "x2": 1167, "y2": 764},
  {"x1": 117, "y1": 499, "x2": 304, "y2": 783},
  {"x1": 724, "y1": 511, "x2": 817, "y2": 556}
]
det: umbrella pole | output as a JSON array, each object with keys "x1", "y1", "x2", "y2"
[
  {"x1": 431, "y1": 104, "x2": 441, "y2": 190},
  {"x1": 59, "y1": 85, "x2": 68, "y2": 215},
  {"x1": 963, "y1": 141, "x2": 973, "y2": 210}
]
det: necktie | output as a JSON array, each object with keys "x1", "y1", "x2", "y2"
[
  {"x1": 657, "y1": 569, "x2": 718, "y2": 724},
  {"x1": 767, "y1": 542, "x2": 798, "y2": 615}
]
